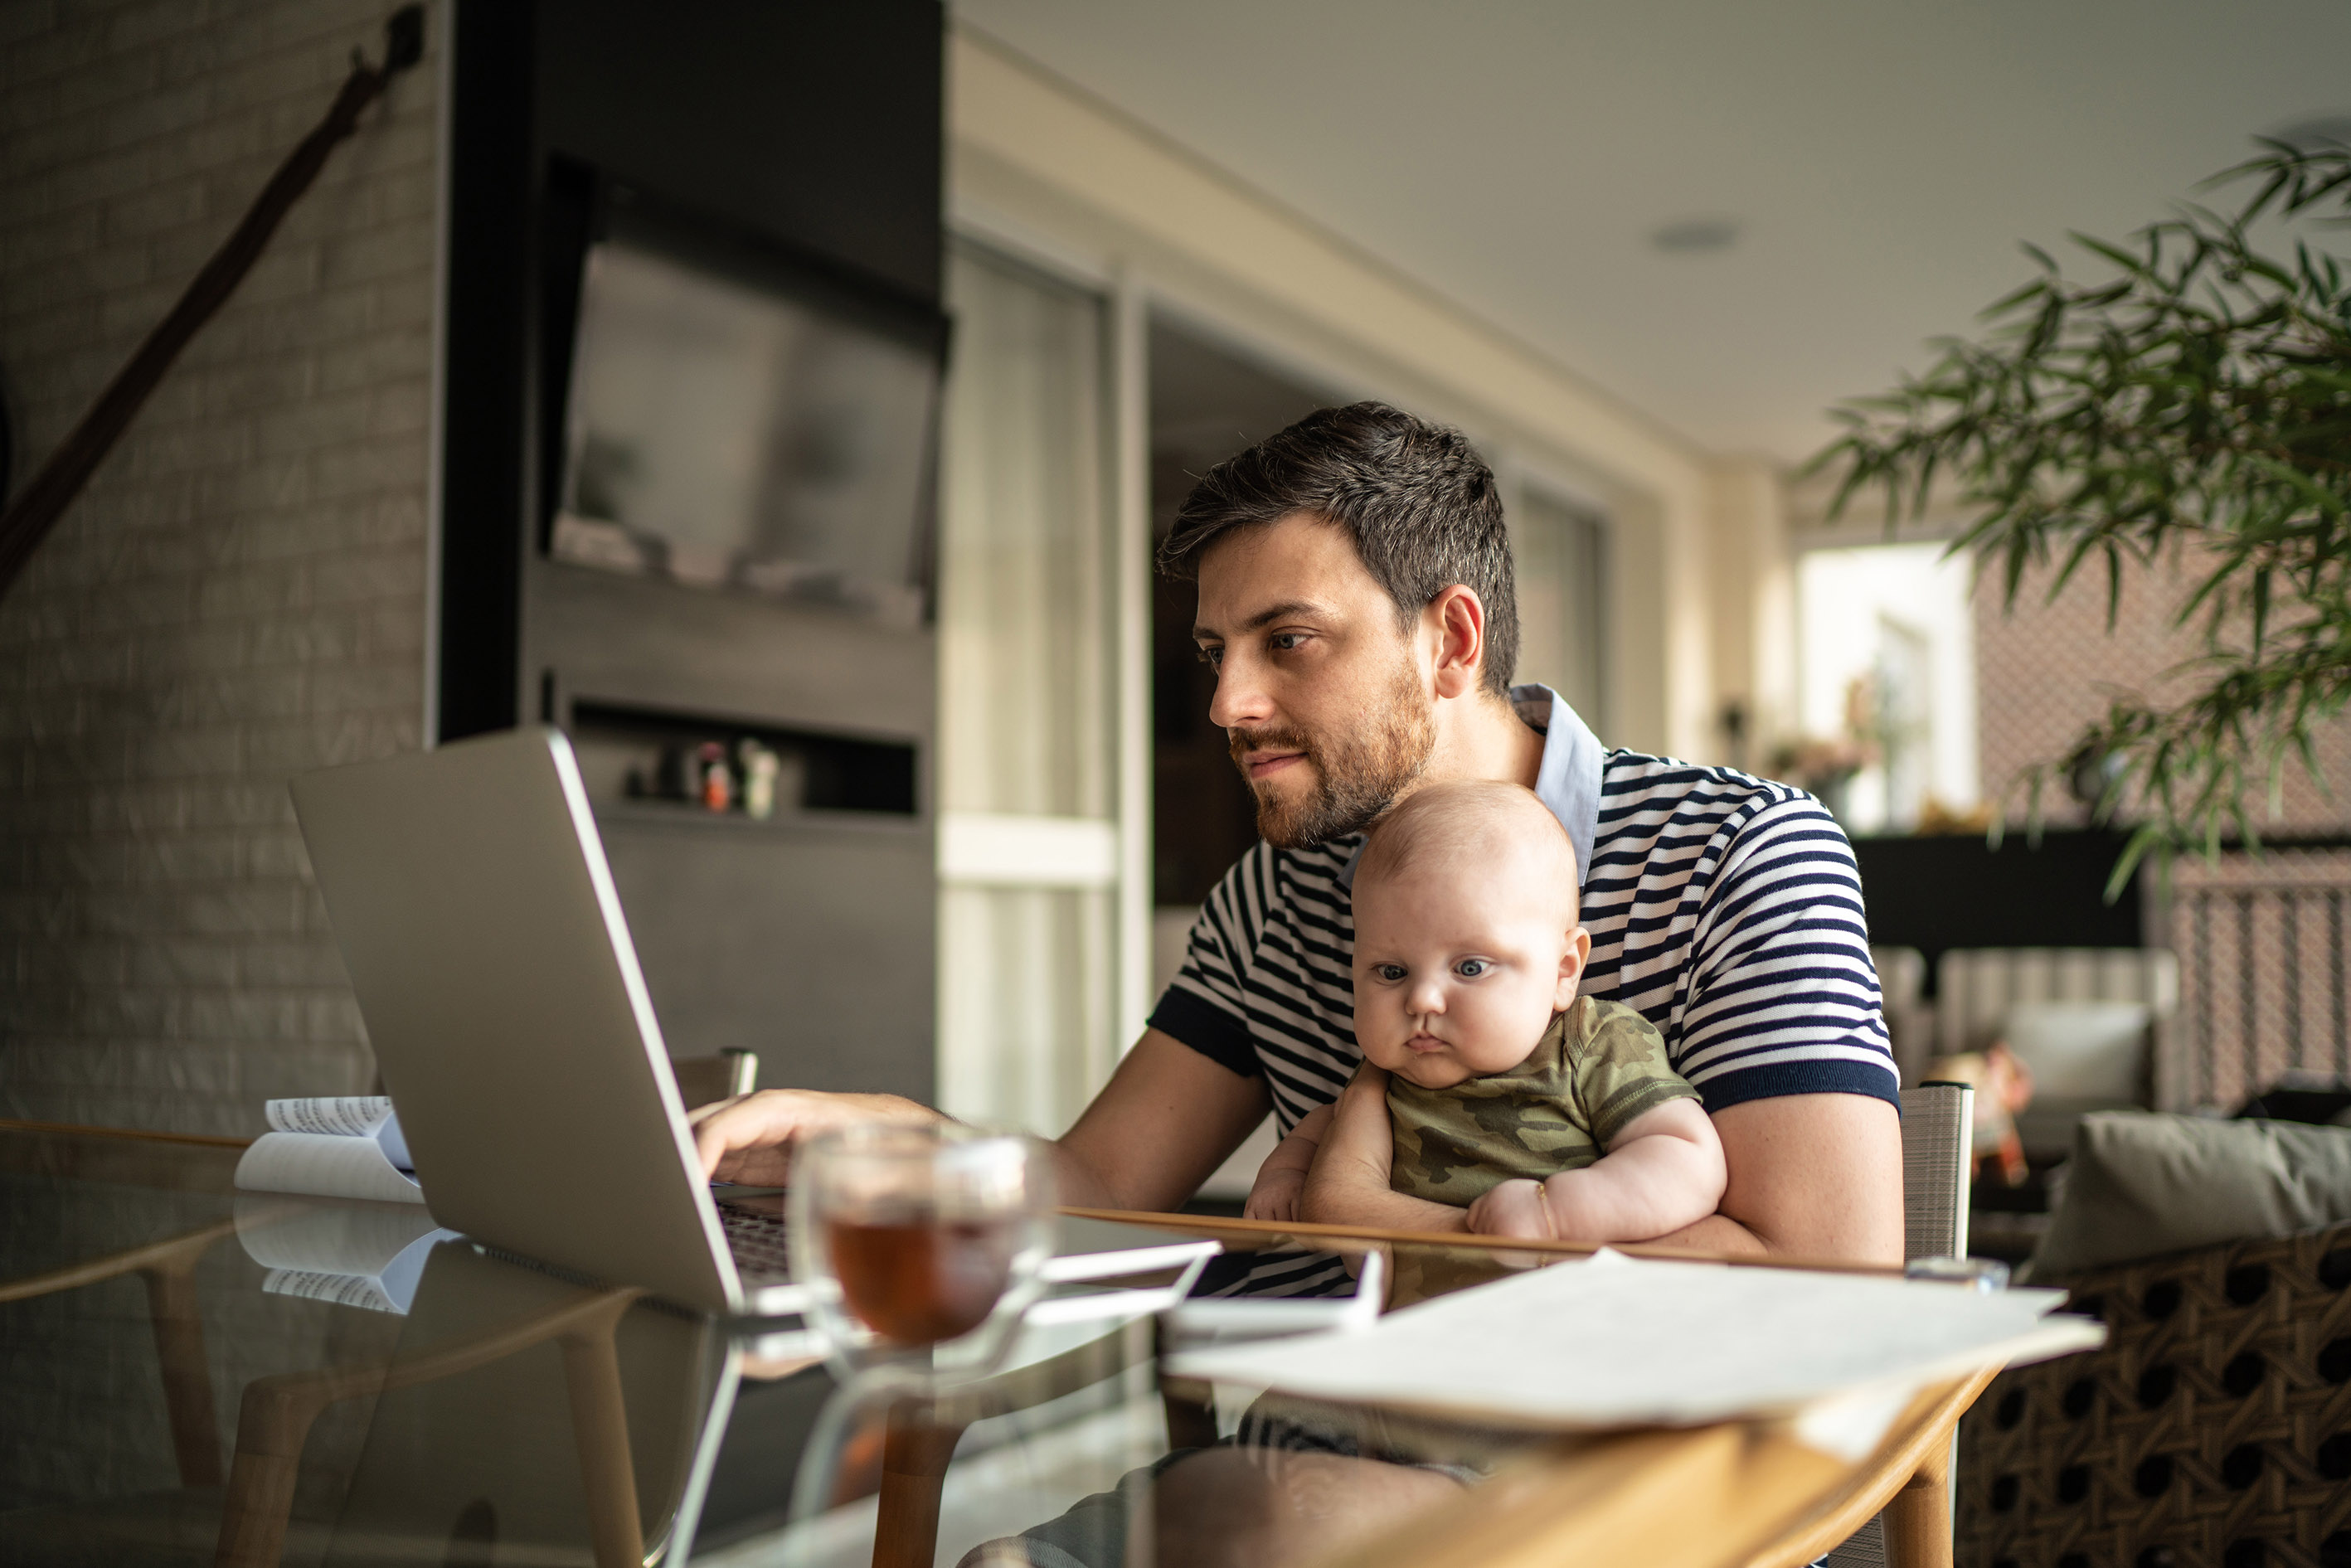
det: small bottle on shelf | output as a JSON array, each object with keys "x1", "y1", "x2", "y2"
[
  {"x1": 738, "y1": 740, "x2": 781, "y2": 820},
  {"x1": 697, "y1": 741, "x2": 733, "y2": 813}
]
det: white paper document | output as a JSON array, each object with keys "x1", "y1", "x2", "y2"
[{"x1": 1168, "y1": 1250, "x2": 2104, "y2": 1430}]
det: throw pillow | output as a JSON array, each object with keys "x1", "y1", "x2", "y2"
[
  {"x1": 2002, "y1": 999, "x2": 2151, "y2": 1100},
  {"x1": 2024, "y1": 1110, "x2": 2351, "y2": 1280}
]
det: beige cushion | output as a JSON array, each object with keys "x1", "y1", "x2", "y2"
[
  {"x1": 2027, "y1": 1110, "x2": 2351, "y2": 1280},
  {"x1": 2004, "y1": 999, "x2": 2149, "y2": 1099}
]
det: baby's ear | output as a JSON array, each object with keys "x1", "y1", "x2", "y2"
[{"x1": 1553, "y1": 925, "x2": 1591, "y2": 1007}]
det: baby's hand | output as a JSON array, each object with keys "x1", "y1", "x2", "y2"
[
  {"x1": 1244, "y1": 1165, "x2": 1306, "y2": 1223},
  {"x1": 1465, "y1": 1178, "x2": 1553, "y2": 1240}
]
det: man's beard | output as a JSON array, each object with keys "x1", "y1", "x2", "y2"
[{"x1": 1227, "y1": 663, "x2": 1435, "y2": 848}]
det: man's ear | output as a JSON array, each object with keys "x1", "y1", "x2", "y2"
[
  {"x1": 1554, "y1": 925, "x2": 1592, "y2": 1009},
  {"x1": 1424, "y1": 585, "x2": 1486, "y2": 701}
]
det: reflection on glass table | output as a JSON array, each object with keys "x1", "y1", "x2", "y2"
[
  {"x1": 742, "y1": 1238, "x2": 1521, "y2": 1568},
  {"x1": 314, "y1": 1239, "x2": 728, "y2": 1568},
  {"x1": 1, "y1": 1122, "x2": 2004, "y2": 1568},
  {"x1": 714, "y1": 1222, "x2": 2002, "y2": 1568}
]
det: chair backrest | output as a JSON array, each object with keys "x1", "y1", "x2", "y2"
[
  {"x1": 1822, "y1": 1082, "x2": 1977, "y2": 1568},
  {"x1": 1935, "y1": 947, "x2": 2179, "y2": 1056},
  {"x1": 670, "y1": 1048, "x2": 759, "y2": 1110},
  {"x1": 1899, "y1": 1082, "x2": 1972, "y2": 1263}
]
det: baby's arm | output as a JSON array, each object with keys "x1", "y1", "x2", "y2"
[
  {"x1": 1243, "y1": 1104, "x2": 1333, "y2": 1221},
  {"x1": 1466, "y1": 1099, "x2": 1727, "y2": 1244}
]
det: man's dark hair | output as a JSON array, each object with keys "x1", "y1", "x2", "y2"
[{"x1": 1157, "y1": 401, "x2": 1519, "y2": 697}]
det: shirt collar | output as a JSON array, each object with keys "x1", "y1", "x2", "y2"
[{"x1": 1333, "y1": 683, "x2": 1605, "y2": 891}]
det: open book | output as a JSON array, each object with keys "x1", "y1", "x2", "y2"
[
  {"x1": 235, "y1": 1097, "x2": 427, "y2": 1207},
  {"x1": 236, "y1": 1197, "x2": 457, "y2": 1313}
]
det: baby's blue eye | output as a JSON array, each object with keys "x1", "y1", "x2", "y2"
[
  {"x1": 1456, "y1": 959, "x2": 1489, "y2": 978},
  {"x1": 1375, "y1": 964, "x2": 1407, "y2": 983}
]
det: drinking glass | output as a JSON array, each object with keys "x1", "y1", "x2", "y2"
[{"x1": 787, "y1": 1121, "x2": 1056, "y2": 1373}]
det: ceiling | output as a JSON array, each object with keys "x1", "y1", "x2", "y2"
[{"x1": 954, "y1": 1, "x2": 2351, "y2": 462}]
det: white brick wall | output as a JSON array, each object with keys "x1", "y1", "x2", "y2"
[{"x1": 0, "y1": 0, "x2": 440, "y2": 1134}]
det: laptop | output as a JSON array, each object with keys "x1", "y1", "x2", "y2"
[{"x1": 291, "y1": 726, "x2": 1214, "y2": 1318}]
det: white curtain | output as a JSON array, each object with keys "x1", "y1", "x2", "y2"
[
  {"x1": 938, "y1": 885, "x2": 1114, "y2": 1134},
  {"x1": 935, "y1": 243, "x2": 1118, "y2": 1135}
]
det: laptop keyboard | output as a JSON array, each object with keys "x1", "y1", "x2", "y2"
[{"x1": 717, "y1": 1200, "x2": 794, "y2": 1282}]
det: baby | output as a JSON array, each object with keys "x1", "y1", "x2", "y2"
[{"x1": 1246, "y1": 779, "x2": 1727, "y2": 1243}]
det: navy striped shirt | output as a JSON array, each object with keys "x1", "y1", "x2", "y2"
[{"x1": 1150, "y1": 687, "x2": 1897, "y2": 1142}]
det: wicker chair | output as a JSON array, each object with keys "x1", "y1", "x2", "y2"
[{"x1": 1956, "y1": 1217, "x2": 2351, "y2": 1568}]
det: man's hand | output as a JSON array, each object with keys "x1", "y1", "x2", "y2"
[
  {"x1": 687, "y1": 1090, "x2": 940, "y2": 1185},
  {"x1": 1299, "y1": 1065, "x2": 1465, "y2": 1233}
]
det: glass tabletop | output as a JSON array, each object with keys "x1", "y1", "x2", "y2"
[{"x1": 0, "y1": 1121, "x2": 1956, "y2": 1568}]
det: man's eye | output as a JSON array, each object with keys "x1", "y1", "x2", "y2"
[
  {"x1": 1197, "y1": 646, "x2": 1223, "y2": 669},
  {"x1": 1456, "y1": 959, "x2": 1489, "y2": 978},
  {"x1": 1270, "y1": 632, "x2": 1305, "y2": 652}
]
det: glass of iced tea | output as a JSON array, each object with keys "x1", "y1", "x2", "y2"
[{"x1": 788, "y1": 1122, "x2": 1055, "y2": 1371}]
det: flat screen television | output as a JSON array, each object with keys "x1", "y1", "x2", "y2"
[{"x1": 548, "y1": 187, "x2": 945, "y2": 629}]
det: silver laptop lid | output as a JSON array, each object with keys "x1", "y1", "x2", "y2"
[{"x1": 291, "y1": 728, "x2": 746, "y2": 1314}]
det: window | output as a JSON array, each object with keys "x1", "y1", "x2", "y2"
[{"x1": 1794, "y1": 542, "x2": 1979, "y2": 833}]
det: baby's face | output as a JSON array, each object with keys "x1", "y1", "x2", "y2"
[{"x1": 1352, "y1": 856, "x2": 1584, "y2": 1090}]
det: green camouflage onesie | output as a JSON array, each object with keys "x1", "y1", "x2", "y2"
[{"x1": 1387, "y1": 994, "x2": 1699, "y2": 1206}]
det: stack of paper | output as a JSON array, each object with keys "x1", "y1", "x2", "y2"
[{"x1": 1168, "y1": 1250, "x2": 2102, "y2": 1430}]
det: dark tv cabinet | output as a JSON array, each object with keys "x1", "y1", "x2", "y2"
[{"x1": 436, "y1": 1, "x2": 945, "y2": 1102}]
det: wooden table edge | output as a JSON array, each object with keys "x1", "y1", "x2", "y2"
[
  {"x1": 1307, "y1": 1365, "x2": 1994, "y2": 1568},
  {"x1": 0, "y1": 1117, "x2": 255, "y2": 1149}
]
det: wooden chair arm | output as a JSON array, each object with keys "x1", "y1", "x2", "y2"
[{"x1": 1737, "y1": 1366, "x2": 1994, "y2": 1568}]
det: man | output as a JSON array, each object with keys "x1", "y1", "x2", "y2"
[{"x1": 695, "y1": 402, "x2": 1903, "y2": 1267}]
